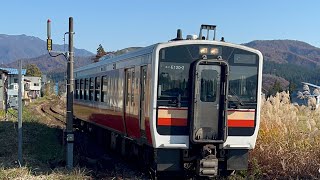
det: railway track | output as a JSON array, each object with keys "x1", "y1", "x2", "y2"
[
  {"x1": 40, "y1": 103, "x2": 66, "y2": 126},
  {"x1": 39, "y1": 99, "x2": 150, "y2": 179}
]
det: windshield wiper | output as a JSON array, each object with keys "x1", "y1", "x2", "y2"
[
  {"x1": 170, "y1": 94, "x2": 182, "y2": 107},
  {"x1": 228, "y1": 89, "x2": 244, "y2": 108}
]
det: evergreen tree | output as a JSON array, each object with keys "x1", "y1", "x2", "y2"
[
  {"x1": 97, "y1": 44, "x2": 107, "y2": 57},
  {"x1": 93, "y1": 44, "x2": 107, "y2": 62},
  {"x1": 268, "y1": 80, "x2": 283, "y2": 96},
  {"x1": 24, "y1": 64, "x2": 42, "y2": 77}
]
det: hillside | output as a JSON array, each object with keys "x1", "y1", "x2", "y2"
[
  {"x1": 5, "y1": 54, "x2": 93, "y2": 73},
  {"x1": 0, "y1": 34, "x2": 93, "y2": 63},
  {"x1": 244, "y1": 40, "x2": 320, "y2": 95},
  {"x1": 245, "y1": 40, "x2": 320, "y2": 68},
  {"x1": 5, "y1": 47, "x2": 143, "y2": 73},
  {"x1": 4, "y1": 47, "x2": 143, "y2": 82},
  {"x1": 262, "y1": 74, "x2": 289, "y2": 93},
  {"x1": 2, "y1": 36, "x2": 320, "y2": 95}
]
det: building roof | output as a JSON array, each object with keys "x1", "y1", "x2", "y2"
[
  {"x1": 0, "y1": 67, "x2": 26, "y2": 75},
  {"x1": 0, "y1": 69, "x2": 9, "y2": 74},
  {"x1": 25, "y1": 76, "x2": 41, "y2": 82}
]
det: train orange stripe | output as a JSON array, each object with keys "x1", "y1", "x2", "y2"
[
  {"x1": 158, "y1": 118, "x2": 188, "y2": 126},
  {"x1": 227, "y1": 109, "x2": 255, "y2": 112},
  {"x1": 228, "y1": 120, "x2": 255, "y2": 127},
  {"x1": 158, "y1": 107, "x2": 188, "y2": 111}
]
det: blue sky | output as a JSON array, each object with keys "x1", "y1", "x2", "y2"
[{"x1": 1, "y1": 1, "x2": 319, "y2": 53}]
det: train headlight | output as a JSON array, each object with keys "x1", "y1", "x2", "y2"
[
  {"x1": 199, "y1": 47, "x2": 208, "y2": 54},
  {"x1": 210, "y1": 48, "x2": 219, "y2": 55}
]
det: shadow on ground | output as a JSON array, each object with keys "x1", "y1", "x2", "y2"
[{"x1": 0, "y1": 120, "x2": 64, "y2": 175}]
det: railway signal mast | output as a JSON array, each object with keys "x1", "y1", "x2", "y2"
[{"x1": 46, "y1": 17, "x2": 75, "y2": 169}]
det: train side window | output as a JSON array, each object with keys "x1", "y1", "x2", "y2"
[
  {"x1": 111, "y1": 75, "x2": 115, "y2": 105},
  {"x1": 80, "y1": 79, "x2": 84, "y2": 99},
  {"x1": 75, "y1": 79, "x2": 79, "y2": 99},
  {"x1": 125, "y1": 70, "x2": 131, "y2": 106},
  {"x1": 89, "y1": 78, "x2": 94, "y2": 101},
  {"x1": 95, "y1": 77, "x2": 101, "y2": 101},
  {"x1": 100, "y1": 76, "x2": 103, "y2": 102},
  {"x1": 107, "y1": 76, "x2": 111, "y2": 106},
  {"x1": 102, "y1": 76, "x2": 108, "y2": 102},
  {"x1": 84, "y1": 78, "x2": 88, "y2": 100},
  {"x1": 131, "y1": 70, "x2": 135, "y2": 105}
]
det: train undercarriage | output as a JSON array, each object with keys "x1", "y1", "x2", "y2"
[{"x1": 74, "y1": 117, "x2": 249, "y2": 179}]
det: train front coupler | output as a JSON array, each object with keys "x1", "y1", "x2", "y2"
[{"x1": 196, "y1": 144, "x2": 219, "y2": 177}]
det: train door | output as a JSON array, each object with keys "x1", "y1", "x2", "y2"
[
  {"x1": 125, "y1": 68, "x2": 140, "y2": 138},
  {"x1": 190, "y1": 60, "x2": 229, "y2": 143},
  {"x1": 125, "y1": 69, "x2": 132, "y2": 137},
  {"x1": 139, "y1": 66, "x2": 147, "y2": 140}
]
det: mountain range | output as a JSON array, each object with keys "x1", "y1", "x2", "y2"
[
  {"x1": 1, "y1": 34, "x2": 320, "y2": 95},
  {"x1": 244, "y1": 40, "x2": 320, "y2": 94},
  {"x1": 5, "y1": 54, "x2": 92, "y2": 73},
  {"x1": 245, "y1": 40, "x2": 320, "y2": 69},
  {"x1": 0, "y1": 34, "x2": 93, "y2": 64}
]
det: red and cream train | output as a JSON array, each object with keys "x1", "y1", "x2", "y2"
[{"x1": 73, "y1": 25, "x2": 263, "y2": 178}]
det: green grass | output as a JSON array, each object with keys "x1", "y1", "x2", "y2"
[
  {"x1": 0, "y1": 114, "x2": 63, "y2": 169},
  {"x1": 0, "y1": 96, "x2": 91, "y2": 179}
]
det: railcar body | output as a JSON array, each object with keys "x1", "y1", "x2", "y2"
[{"x1": 74, "y1": 31, "x2": 263, "y2": 178}]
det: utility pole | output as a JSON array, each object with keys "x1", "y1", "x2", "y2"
[
  {"x1": 18, "y1": 59, "x2": 23, "y2": 166},
  {"x1": 66, "y1": 17, "x2": 74, "y2": 169},
  {"x1": 46, "y1": 17, "x2": 74, "y2": 169}
]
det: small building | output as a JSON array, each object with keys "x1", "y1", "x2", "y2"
[
  {"x1": 0, "y1": 67, "x2": 26, "y2": 107},
  {"x1": 0, "y1": 69, "x2": 9, "y2": 110},
  {"x1": 0, "y1": 68, "x2": 27, "y2": 86},
  {"x1": 24, "y1": 76, "x2": 41, "y2": 99}
]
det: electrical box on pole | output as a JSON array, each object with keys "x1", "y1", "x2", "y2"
[{"x1": 47, "y1": 39, "x2": 52, "y2": 51}]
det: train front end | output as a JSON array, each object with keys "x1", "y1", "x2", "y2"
[{"x1": 151, "y1": 39, "x2": 263, "y2": 177}]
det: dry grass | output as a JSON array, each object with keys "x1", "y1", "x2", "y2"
[
  {"x1": 3, "y1": 93, "x2": 320, "y2": 179},
  {"x1": 0, "y1": 167, "x2": 92, "y2": 180},
  {"x1": 250, "y1": 91, "x2": 320, "y2": 179}
]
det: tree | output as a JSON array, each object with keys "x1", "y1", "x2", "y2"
[
  {"x1": 268, "y1": 80, "x2": 283, "y2": 96},
  {"x1": 97, "y1": 44, "x2": 107, "y2": 57},
  {"x1": 92, "y1": 44, "x2": 107, "y2": 62},
  {"x1": 24, "y1": 64, "x2": 42, "y2": 77},
  {"x1": 41, "y1": 81, "x2": 54, "y2": 97}
]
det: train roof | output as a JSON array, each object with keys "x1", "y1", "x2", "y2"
[
  {"x1": 75, "y1": 44, "x2": 158, "y2": 73},
  {"x1": 75, "y1": 40, "x2": 262, "y2": 73}
]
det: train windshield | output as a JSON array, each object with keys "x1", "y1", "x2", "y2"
[
  {"x1": 157, "y1": 44, "x2": 259, "y2": 108},
  {"x1": 158, "y1": 45, "x2": 198, "y2": 107},
  {"x1": 158, "y1": 61, "x2": 190, "y2": 107},
  {"x1": 228, "y1": 53, "x2": 258, "y2": 107}
]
